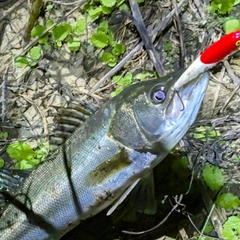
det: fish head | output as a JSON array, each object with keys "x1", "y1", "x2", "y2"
[{"x1": 111, "y1": 69, "x2": 208, "y2": 158}]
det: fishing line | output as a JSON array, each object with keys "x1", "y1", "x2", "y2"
[{"x1": 122, "y1": 195, "x2": 183, "y2": 235}]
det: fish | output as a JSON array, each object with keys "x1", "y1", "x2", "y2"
[
  {"x1": 0, "y1": 30, "x2": 240, "y2": 239},
  {"x1": 0, "y1": 69, "x2": 208, "y2": 240}
]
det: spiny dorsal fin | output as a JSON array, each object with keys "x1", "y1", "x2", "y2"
[{"x1": 50, "y1": 103, "x2": 97, "y2": 146}]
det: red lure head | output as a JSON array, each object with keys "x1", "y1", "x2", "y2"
[{"x1": 200, "y1": 30, "x2": 240, "y2": 64}]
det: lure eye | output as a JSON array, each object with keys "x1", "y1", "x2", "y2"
[
  {"x1": 151, "y1": 88, "x2": 165, "y2": 103},
  {"x1": 236, "y1": 40, "x2": 240, "y2": 47}
]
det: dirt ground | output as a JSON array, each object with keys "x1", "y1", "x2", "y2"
[{"x1": 1, "y1": 0, "x2": 240, "y2": 239}]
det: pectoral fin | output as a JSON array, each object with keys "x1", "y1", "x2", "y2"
[
  {"x1": 106, "y1": 178, "x2": 141, "y2": 216},
  {"x1": 107, "y1": 170, "x2": 157, "y2": 216},
  {"x1": 131, "y1": 169, "x2": 157, "y2": 215}
]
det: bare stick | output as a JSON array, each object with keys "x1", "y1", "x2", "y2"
[
  {"x1": 23, "y1": 0, "x2": 44, "y2": 42},
  {"x1": 0, "y1": 67, "x2": 8, "y2": 122},
  {"x1": 224, "y1": 60, "x2": 240, "y2": 86},
  {"x1": 172, "y1": 0, "x2": 185, "y2": 68},
  {"x1": 43, "y1": 0, "x2": 86, "y2": 5},
  {"x1": 129, "y1": 0, "x2": 165, "y2": 77},
  {"x1": 219, "y1": 84, "x2": 240, "y2": 114}
]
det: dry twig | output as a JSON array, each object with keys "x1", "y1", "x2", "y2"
[{"x1": 129, "y1": 0, "x2": 165, "y2": 77}]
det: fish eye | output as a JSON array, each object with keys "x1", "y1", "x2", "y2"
[
  {"x1": 151, "y1": 88, "x2": 165, "y2": 103},
  {"x1": 236, "y1": 40, "x2": 240, "y2": 46}
]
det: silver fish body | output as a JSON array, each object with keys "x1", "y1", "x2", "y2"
[{"x1": 0, "y1": 70, "x2": 209, "y2": 239}]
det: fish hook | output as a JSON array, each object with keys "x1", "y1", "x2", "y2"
[{"x1": 171, "y1": 87, "x2": 185, "y2": 111}]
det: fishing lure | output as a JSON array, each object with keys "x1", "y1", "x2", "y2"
[{"x1": 173, "y1": 30, "x2": 240, "y2": 90}]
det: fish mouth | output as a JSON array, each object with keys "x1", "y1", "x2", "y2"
[{"x1": 159, "y1": 72, "x2": 209, "y2": 150}]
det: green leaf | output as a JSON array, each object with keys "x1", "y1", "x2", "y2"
[
  {"x1": 31, "y1": 25, "x2": 48, "y2": 44},
  {"x1": 203, "y1": 221, "x2": 214, "y2": 234},
  {"x1": 52, "y1": 23, "x2": 72, "y2": 42},
  {"x1": 116, "y1": 72, "x2": 132, "y2": 86},
  {"x1": 97, "y1": 20, "x2": 109, "y2": 33},
  {"x1": 171, "y1": 156, "x2": 189, "y2": 179},
  {"x1": 202, "y1": 164, "x2": 224, "y2": 190},
  {"x1": 90, "y1": 32, "x2": 109, "y2": 48},
  {"x1": 46, "y1": 4, "x2": 53, "y2": 10},
  {"x1": 46, "y1": 19, "x2": 54, "y2": 28},
  {"x1": 0, "y1": 132, "x2": 8, "y2": 139},
  {"x1": 223, "y1": 216, "x2": 240, "y2": 239},
  {"x1": 15, "y1": 160, "x2": 34, "y2": 170},
  {"x1": 215, "y1": 193, "x2": 240, "y2": 209},
  {"x1": 234, "y1": 0, "x2": 240, "y2": 5},
  {"x1": 29, "y1": 46, "x2": 41, "y2": 60},
  {"x1": 102, "y1": 6, "x2": 112, "y2": 14},
  {"x1": 67, "y1": 37, "x2": 81, "y2": 52},
  {"x1": 74, "y1": 19, "x2": 86, "y2": 35},
  {"x1": 101, "y1": 52, "x2": 117, "y2": 67},
  {"x1": 101, "y1": 52, "x2": 114, "y2": 61},
  {"x1": 119, "y1": 3, "x2": 130, "y2": 11},
  {"x1": 112, "y1": 73, "x2": 132, "y2": 86},
  {"x1": 210, "y1": 0, "x2": 235, "y2": 14},
  {"x1": 88, "y1": 6, "x2": 103, "y2": 21},
  {"x1": 39, "y1": 36, "x2": 48, "y2": 44},
  {"x1": 34, "y1": 141, "x2": 48, "y2": 160},
  {"x1": 116, "y1": 0, "x2": 125, "y2": 5},
  {"x1": 31, "y1": 25, "x2": 45, "y2": 38},
  {"x1": 198, "y1": 237, "x2": 214, "y2": 240},
  {"x1": 135, "y1": 72, "x2": 154, "y2": 80},
  {"x1": 43, "y1": 44, "x2": 50, "y2": 51},
  {"x1": 110, "y1": 86, "x2": 124, "y2": 97},
  {"x1": 7, "y1": 140, "x2": 48, "y2": 170},
  {"x1": 112, "y1": 43, "x2": 125, "y2": 56},
  {"x1": 31, "y1": 20, "x2": 50, "y2": 44},
  {"x1": 14, "y1": 56, "x2": 37, "y2": 68},
  {"x1": 108, "y1": 61, "x2": 117, "y2": 67},
  {"x1": 0, "y1": 158, "x2": 4, "y2": 168},
  {"x1": 117, "y1": 77, "x2": 127, "y2": 86},
  {"x1": 100, "y1": 0, "x2": 117, "y2": 7},
  {"x1": 32, "y1": 24, "x2": 48, "y2": 44},
  {"x1": 7, "y1": 142, "x2": 36, "y2": 161},
  {"x1": 14, "y1": 56, "x2": 29, "y2": 68},
  {"x1": 112, "y1": 75, "x2": 121, "y2": 83},
  {"x1": 108, "y1": 30, "x2": 116, "y2": 47},
  {"x1": 164, "y1": 41, "x2": 173, "y2": 52},
  {"x1": 193, "y1": 133, "x2": 206, "y2": 140},
  {"x1": 193, "y1": 126, "x2": 220, "y2": 141},
  {"x1": 122, "y1": 72, "x2": 132, "y2": 85},
  {"x1": 224, "y1": 19, "x2": 240, "y2": 34},
  {"x1": 208, "y1": 2, "x2": 219, "y2": 13}
]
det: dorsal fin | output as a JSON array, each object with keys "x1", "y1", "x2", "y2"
[{"x1": 50, "y1": 103, "x2": 97, "y2": 146}]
